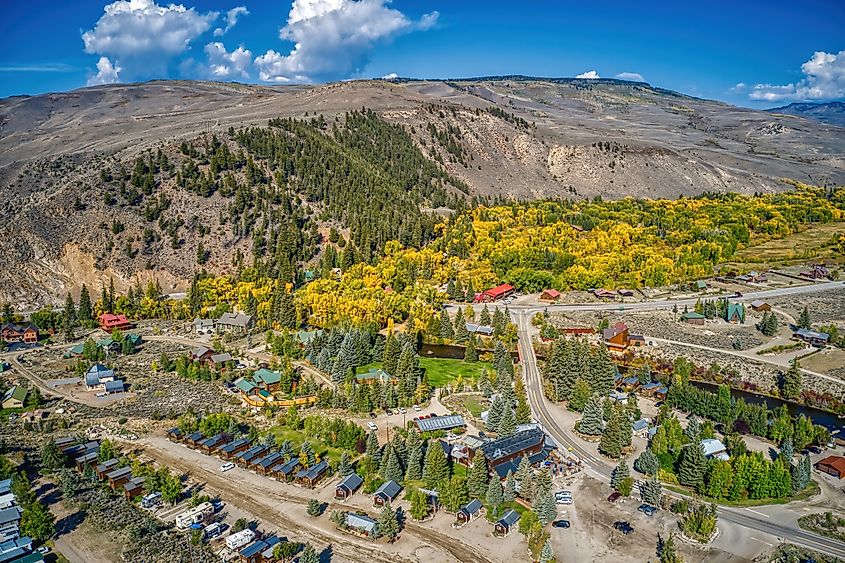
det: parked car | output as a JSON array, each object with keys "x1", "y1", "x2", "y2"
[
  {"x1": 220, "y1": 462, "x2": 235, "y2": 472},
  {"x1": 637, "y1": 504, "x2": 657, "y2": 516},
  {"x1": 607, "y1": 492, "x2": 621, "y2": 503},
  {"x1": 552, "y1": 520, "x2": 570, "y2": 529},
  {"x1": 397, "y1": 407, "x2": 407, "y2": 414},
  {"x1": 368, "y1": 412, "x2": 377, "y2": 419},
  {"x1": 412, "y1": 404, "x2": 421, "y2": 412},
  {"x1": 385, "y1": 409, "x2": 393, "y2": 415},
  {"x1": 36, "y1": 547, "x2": 50, "y2": 555},
  {"x1": 809, "y1": 446, "x2": 823, "y2": 454},
  {"x1": 613, "y1": 521, "x2": 634, "y2": 535},
  {"x1": 367, "y1": 422, "x2": 378, "y2": 431}
]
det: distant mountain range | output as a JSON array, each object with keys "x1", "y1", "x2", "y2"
[{"x1": 766, "y1": 101, "x2": 845, "y2": 127}]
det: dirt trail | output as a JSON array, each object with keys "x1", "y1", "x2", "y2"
[{"x1": 138, "y1": 437, "x2": 495, "y2": 563}]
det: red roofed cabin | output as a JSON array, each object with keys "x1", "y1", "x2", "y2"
[
  {"x1": 539, "y1": 289, "x2": 561, "y2": 303},
  {"x1": 99, "y1": 313, "x2": 132, "y2": 332},
  {"x1": 474, "y1": 284, "x2": 515, "y2": 303}
]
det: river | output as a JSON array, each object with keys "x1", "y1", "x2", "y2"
[{"x1": 691, "y1": 380, "x2": 844, "y2": 432}]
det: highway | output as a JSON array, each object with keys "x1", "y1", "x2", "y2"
[{"x1": 514, "y1": 310, "x2": 845, "y2": 559}]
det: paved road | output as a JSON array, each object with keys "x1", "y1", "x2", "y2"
[{"x1": 514, "y1": 310, "x2": 845, "y2": 559}]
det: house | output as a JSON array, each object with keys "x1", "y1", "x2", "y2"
[
  {"x1": 465, "y1": 323, "x2": 495, "y2": 336},
  {"x1": 618, "y1": 377, "x2": 640, "y2": 391},
  {"x1": 700, "y1": 439, "x2": 729, "y2": 461},
  {"x1": 270, "y1": 458, "x2": 301, "y2": 481},
  {"x1": 0, "y1": 480, "x2": 10, "y2": 496},
  {"x1": 726, "y1": 303, "x2": 745, "y2": 324},
  {"x1": 0, "y1": 323, "x2": 39, "y2": 344},
  {"x1": 0, "y1": 506, "x2": 22, "y2": 542},
  {"x1": 414, "y1": 414, "x2": 466, "y2": 433},
  {"x1": 494, "y1": 509, "x2": 520, "y2": 537},
  {"x1": 98, "y1": 313, "x2": 131, "y2": 331},
  {"x1": 215, "y1": 312, "x2": 254, "y2": 332},
  {"x1": 1, "y1": 387, "x2": 27, "y2": 410},
  {"x1": 632, "y1": 419, "x2": 650, "y2": 437},
  {"x1": 105, "y1": 466, "x2": 133, "y2": 489},
  {"x1": 335, "y1": 473, "x2": 364, "y2": 501},
  {"x1": 681, "y1": 311, "x2": 706, "y2": 325},
  {"x1": 592, "y1": 289, "x2": 617, "y2": 299},
  {"x1": 800, "y1": 264, "x2": 830, "y2": 280},
  {"x1": 219, "y1": 438, "x2": 252, "y2": 460},
  {"x1": 793, "y1": 328, "x2": 830, "y2": 347},
  {"x1": 609, "y1": 390, "x2": 630, "y2": 404},
  {"x1": 104, "y1": 380, "x2": 125, "y2": 394},
  {"x1": 629, "y1": 334, "x2": 646, "y2": 348},
  {"x1": 455, "y1": 499, "x2": 484, "y2": 527},
  {"x1": 295, "y1": 330, "x2": 320, "y2": 347},
  {"x1": 252, "y1": 368, "x2": 282, "y2": 391},
  {"x1": 191, "y1": 346, "x2": 215, "y2": 363},
  {"x1": 166, "y1": 427, "x2": 183, "y2": 442},
  {"x1": 372, "y1": 480, "x2": 402, "y2": 507},
  {"x1": 0, "y1": 535, "x2": 32, "y2": 561},
  {"x1": 474, "y1": 284, "x2": 515, "y2": 303},
  {"x1": 254, "y1": 452, "x2": 285, "y2": 475},
  {"x1": 209, "y1": 353, "x2": 233, "y2": 368},
  {"x1": 235, "y1": 444, "x2": 270, "y2": 466},
  {"x1": 750, "y1": 300, "x2": 771, "y2": 312},
  {"x1": 74, "y1": 451, "x2": 99, "y2": 471},
  {"x1": 477, "y1": 428, "x2": 545, "y2": 470},
  {"x1": 95, "y1": 459, "x2": 118, "y2": 480},
  {"x1": 603, "y1": 322, "x2": 630, "y2": 351},
  {"x1": 539, "y1": 289, "x2": 561, "y2": 303},
  {"x1": 639, "y1": 382, "x2": 668, "y2": 399},
  {"x1": 239, "y1": 535, "x2": 281, "y2": 563},
  {"x1": 84, "y1": 364, "x2": 116, "y2": 391},
  {"x1": 192, "y1": 318, "x2": 215, "y2": 334},
  {"x1": 815, "y1": 455, "x2": 845, "y2": 479},
  {"x1": 294, "y1": 460, "x2": 329, "y2": 488},
  {"x1": 198, "y1": 433, "x2": 230, "y2": 454},
  {"x1": 356, "y1": 368, "x2": 395, "y2": 385},
  {"x1": 694, "y1": 280, "x2": 708, "y2": 291},
  {"x1": 343, "y1": 513, "x2": 378, "y2": 539},
  {"x1": 123, "y1": 477, "x2": 146, "y2": 499}
]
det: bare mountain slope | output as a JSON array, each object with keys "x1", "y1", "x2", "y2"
[{"x1": 1, "y1": 77, "x2": 844, "y2": 308}]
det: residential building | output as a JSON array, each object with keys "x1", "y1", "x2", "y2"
[
  {"x1": 454, "y1": 499, "x2": 484, "y2": 527},
  {"x1": 477, "y1": 428, "x2": 545, "y2": 470},
  {"x1": 815, "y1": 456, "x2": 845, "y2": 479},
  {"x1": 1, "y1": 387, "x2": 27, "y2": 410},
  {"x1": 218, "y1": 438, "x2": 251, "y2": 460},
  {"x1": 592, "y1": 288, "x2": 617, "y2": 299},
  {"x1": 98, "y1": 313, "x2": 131, "y2": 331},
  {"x1": 235, "y1": 444, "x2": 270, "y2": 466},
  {"x1": 373, "y1": 480, "x2": 402, "y2": 507},
  {"x1": 356, "y1": 368, "x2": 394, "y2": 385},
  {"x1": 632, "y1": 419, "x2": 650, "y2": 437},
  {"x1": 95, "y1": 459, "x2": 118, "y2": 480},
  {"x1": 254, "y1": 452, "x2": 285, "y2": 475},
  {"x1": 270, "y1": 459, "x2": 300, "y2": 481},
  {"x1": 198, "y1": 433, "x2": 230, "y2": 454},
  {"x1": 0, "y1": 323, "x2": 38, "y2": 344},
  {"x1": 725, "y1": 303, "x2": 745, "y2": 324},
  {"x1": 750, "y1": 300, "x2": 771, "y2": 312},
  {"x1": 618, "y1": 289, "x2": 635, "y2": 297},
  {"x1": 84, "y1": 364, "x2": 116, "y2": 391},
  {"x1": 494, "y1": 509, "x2": 520, "y2": 537},
  {"x1": 602, "y1": 322, "x2": 630, "y2": 351},
  {"x1": 681, "y1": 311, "x2": 706, "y2": 325},
  {"x1": 800, "y1": 264, "x2": 830, "y2": 280},
  {"x1": 539, "y1": 289, "x2": 560, "y2": 303},
  {"x1": 335, "y1": 473, "x2": 363, "y2": 501},
  {"x1": 209, "y1": 352, "x2": 233, "y2": 368},
  {"x1": 239, "y1": 536, "x2": 280, "y2": 563},
  {"x1": 192, "y1": 318, "x2": 215, "y2": 334},
  {"x1": 342, "y1": 513, "x2": 378, "y2": 539},
  {"x1": 105, "y1": 467, "x2": 133, "y2": 490},
  {"x1": 414, "y1": 414, "x2": 466, "y2": 433},
  {"x1": 700, "y1": 439, "x2": 729, "y2": 461},
  {"x1": 123, "y1": 477, "x2": 146, "y2": 499},
  {"x1": 215, "y1": 312, "x2": 254, "y2": 332},
  {"x1": 191, "y1": 346, "x2": 215, "y2": 363},
  {"x1": 793, "y1": 328, "x2": 830, "y2": 347},
  {"x1": 465, "y1": 323, "x2": 494, "y2": 336},
  {"x1": 294, "y1": 460, "x2": 329, "y2": 488},
  {"x1": 0, "y1": 535, "x2": 32, "y2": 561}
]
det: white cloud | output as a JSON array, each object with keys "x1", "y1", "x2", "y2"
[
  {"x1": 381, "y1": 72, "x2": 398, "y2": 80},
  {"x1": 614, "y1": 72, "x2": 644, "y2": 82},
  {"x1": 255, "y1": 0, "x2": 438, "y2": 83},
  {"x1": 82, "y1": 0, "x2": 218, "y2": 81},
  {"x1": 749, "y1": 50, "x2": 845, "y2": 102},
  {"x1": 576, "y1": 70, "x2": 600, "y2": 79},
  {"x1": 213, "y1": 6, "x2": 249, "y2": 36},
  {"x1": 203, "y1": 42, "x2": 252, "y2": 79},
  {"x1": 730, "y1": 82, "x2": 747, "y2": 92},
  {"x1": 88, "y1": 56, "x2": 122, "y2": 85}
]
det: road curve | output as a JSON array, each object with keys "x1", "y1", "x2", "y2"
[{"x1": 513, "y1": 310, "x2": 845, "y2": 559}]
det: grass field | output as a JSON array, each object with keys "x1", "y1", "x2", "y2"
[
  {"x1": 357, "y1": 357, "x2": 493, "y2": 388},
  {"x1": 458, "y1": 395, "x2": 487, "y2": 417},
  {"x1": 268, "y1": 427, "x2": 348, "y2": 464},
  {"x1": 728, "y1": 222, "x2": 845, "y2": 268}
]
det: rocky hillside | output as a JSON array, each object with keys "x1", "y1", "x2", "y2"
[
  {"x1": 1, "y1": 77, "x2": 844, "y2": 308},
  {"x1": 767, "y1": 101, "x2": 845, "y2": 127}
]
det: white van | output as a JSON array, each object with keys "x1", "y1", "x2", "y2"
[
  {"x1": 219, "y1": 462, "x2": 235, "y2": 472},
  {"x1": 367, "y1": 422, "x2": 377, "y2": 431}
]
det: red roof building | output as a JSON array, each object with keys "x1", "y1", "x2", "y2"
[
  {"x1": 474, "y1": 284, "x2": 515, "y2": 303},
  {"x1": 99, "y1": 313, "x2": 132, "y2": 331},
  {"x1": 539, "y1": 289, "x2": 561, "y2": 303},
  {"x1": 815, "y1": 455, "x2": 845, "y2": 479}
]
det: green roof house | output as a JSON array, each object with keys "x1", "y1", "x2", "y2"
[
  {"x1": 726, "y1": 302, "x2": 745, "y2": 324},
  {"x1": 681, "y1": 311, "x2": 705, "y2": 325},
  {"x1": 2, "y1": 386, "x2": 28, "y2": 409},
  {"x1": 695, "y1": 280, "x2": 707, "y2": 290},
  {"x1": 253, "y1": 368, "x2": 282, "y2": 390},
  {"x1": 356, "y1": 368, "x2": 394, "y2": 384},
  {"x1": 295, "y1": 330, "x2": 320, "y2": 346},
  {"x1": 234, "y1": 378, "x2": 257, "y2": 394}
]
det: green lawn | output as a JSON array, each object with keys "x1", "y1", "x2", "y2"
[
  {"x1": 664, "y1": 480, "x2": 819, "y2": 508},
  {"x1": 357, "y1": 357, "x2": 493, "y2": 388},
  {"x1": 268, "y1": 427, "x2": 348, "y2": 464},
  {"x1": 459, "y1": 395, "x2": 487, "y2": 418}
]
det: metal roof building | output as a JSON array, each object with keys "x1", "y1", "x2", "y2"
[{"x1": 414, "y1": 414, "x2": 466, "y2": 433}]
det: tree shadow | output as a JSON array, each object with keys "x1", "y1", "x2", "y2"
[
  {"x1": 319, "y1": 544, "x2": 333, "y2": 563},
  {"x1": 55, "y1": 510, "x2": 86, "y2": 536}
]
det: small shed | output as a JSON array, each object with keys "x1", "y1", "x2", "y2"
[
  {"x1": 681, "y1": 311, "x2": 705, "y2": 325},
  {"x1": 750, "y1": 300, "x2": 771, "y2": 312},
  {"x1": 106, "y1": 466, "x2": 133, "y2": 489},
  {"x1": 123, "y1": 476, "x2": 146, "y2": 499},
  {"x1": 343, "y1": 513, "x2": 378, "y2": 539},
  {"x1": 373, "y1": 480, "x2": 402, "y2": 507},
  {"x1": 271, "y1": 458, "x2": 301, "y2": 481},
  {"x1": 335, "y1": 473, "x2": 364, "y2": 501},
  {"x1": 455, "y1": 499, "x2": 484, "y2": 527},
  {"x1": 95, "y1": 458, "x2": 118, "y2": 479},
  {"x1": 295, "y1": 460, "x2": 329, "y2": 488},
  {"x1": 494, "y1": 509, "x2": 521, "y2": 537}
]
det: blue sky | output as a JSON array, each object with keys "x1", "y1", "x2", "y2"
[{"x1": 1, "y1": 0, "x2": 843, "y2": 107}]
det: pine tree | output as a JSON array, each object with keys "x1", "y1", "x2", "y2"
[
  {"x1": 498, "y1": 406, "x2": 516, "y2": 437},
  {"x1": 600, "y1": 407, "x2": 628, "y2": 458},
  {"x1": 539, "y1": 540, "x2": 554, "y2": 563},
  {"x1": 439, "y1": 309, "x2": 454, "y2": 340},
  {"x1": 404, "y1": 430, "x2": 423, "y2": 481},
  {"x1": 480, "y1": 305, "x2": 491, "y2": 326},
  {"x1": 377, "y1": 504, "x2": 400, "y2": 541},
  {"x1": 467, "y1": 457, "x2": 490, "y2": 499},
  {"x1": 331, "y1": 332, "x2": 356, "y2": 383},
  {"x1": 486, "y1": 477, "x2": 504, "y2": 508},
  {"x1": 779, "y1": 436, "x2": 794, "y2": 464},
  {"x1": 678, "y1": 442, "x2": 707, "y2": 489},
  {"x1": 515, "y1": 457, "x2": 534, "y2": 502},
  {"x1": 798, "y1": 306, "x2": 811, "y2": 329},
  {"x1": 534, "y1": 489, "x2": 556, "y2": 525},
  {"x1": 641, "y1": 475, "x2": 662, "y2": 506},
  {"x1": 366, "y1": 432, "x2": 381, "y2": 466},
  {"x1": 781, "y1": 359, "x2": 802, "y2": 401},
  {"x1": 338, "y1": 452, "x2": 353, "y2": 477},
  {"x1": 464, "y1": 335, "x2": 478, "y2": 362},
  {"x1": 611, "y1": 459, "x2": 631, "y2": 492},
  {"x1": 588, "y1": 345, "x2": 617, "y2": 396},
  {"x1": 515, "y1": 395, "x2": 531, "y2": 424},
  {"x1": 300, "y1": 441, "x2": 316, "y2": 467},
  {"x1": 504, "y1": 470, "x2": 516, "y2": 502},
  {"x1": 299, "y1": 543, "x2": 319, "y2": 563},
  {"x1": 634, "y1": 448, "x2": 659, "y2": 476},
  {"x1": 307, "y1": 498, "x2": 322, "y2": 517},
  {"x1": 409, "y1": 489, "x2": 431, "y2": 521},
  {"x1": 657, "y1": 532, "x2": 682, "y2": 563},
  {"x1": 487, "y1": 395, "x2": 505, "y2": 430},
  {"x1": 454, "y1": 308, "x2": 469, "y2": 342},
  {"x1": 77, "y1": 284, "x2": 92, "y2": 324},
  {"x1": 569, "y1": 378, "x2": 592, "y2": 411},
  {"x1": 579, "y1": 396, "x2": 604, "y2": 436},
  {"x1": 685, "y1": 416, "x2": 701, "y2": 441},
  {"x1": 384, "y1": 447, "x2": 404, "y2": 482},
  {"x1": 383, "y1": 332, "x2": 400, "y2": 376},
  {"x1": 422, "y1": 440, "x2": 449, "y2": 488}
]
